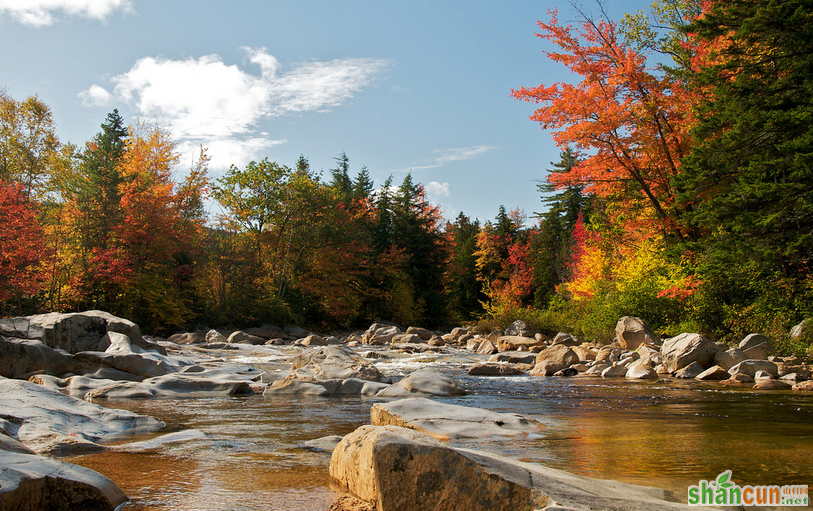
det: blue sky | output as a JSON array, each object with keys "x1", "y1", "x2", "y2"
[{"x1": 0, "y1": 0, "x2": 651, "y2": 224}]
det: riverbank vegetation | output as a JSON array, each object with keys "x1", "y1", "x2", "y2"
[{"x1": 1, "y1": 0, "x2": 811, "y2": 357}]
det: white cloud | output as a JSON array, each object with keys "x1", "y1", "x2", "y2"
[
  {"x1": 176, "y1": 137, "x2": 287, "y2": 173},
  {"x1": 78, "y1": 84, "x2": 113, "y2": 106},
  {"x1": 0, "y1": 0, "x2": 132, "y2": 27},
  {"x1": 392, "y1": 145, "x2": 496, "y2": 173},
  {"x1": 426, "y1": 181, "x2": 450, "y2": 198},
  {"x1": 80, "y1": 47, "x2": 388, "y2": 170}
]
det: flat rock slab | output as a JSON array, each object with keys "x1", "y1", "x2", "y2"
[
  {"x1": 0, "y1": 450, "x2": 128, "y2": 511},
  {"x1": 0, "y1": 379, "x2": 164, "y2": 456},
  {"x1": 376, "y1": 369, "x2": 465, "y2": 398},
  {"x1": 330, "y1": 425, "x2": 718, "y2": 511},
  {"x1": 370, "y1": 397, "x2": 544, "y2": 441}
]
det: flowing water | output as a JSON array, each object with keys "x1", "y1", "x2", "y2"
[{"x1": 65, "y1": 348, "x2": 813, "y2": 510}]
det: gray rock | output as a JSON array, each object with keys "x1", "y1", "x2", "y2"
[
  {"x1": 362, "y1": 324, "x2": 402, "y2": 345},
  {"x1": 673, "y1": 361, "x2": 705, "y2": 378},
  {"x1": 625, "y1": 360, "x2": 658, "y2": 380},
  {"x1": 205, "y1": 329, "x2": 228, "y2": 344},
  {"x1": 167, "y1": 331, "x2": 204, "y2": 344},
  {"x1": 376, "y1": 369, "x2": 465, "y2": 398},
  {"x1": 713, "y1": 348, "x2": 747, "y2": 371},
  {"x1": 370, "y1": 398, "x2": 544, "y2": 441},
  {"x1": 475, "y1": 339, "x2": 498, "y2": 355},
  {"x1": 615, "y1": 316, "x2": 660, "y2": 350},
  {"x1": 488, "y1": 352, "x2": 537, "y2": 365},
  {"x1": 661, "y1": 333, "x2": 718, "y2": 372},
  {"x1": 552, "y1": 332, "x2": 578, "y2": 346},
  {"x1": 391, "y1": 333, "x2": 424, "y2": 345},
  {"x1": 728, "y1": 360, "x2": 779, "y2": 378},
  {"x1": 26, "y1": 310, "x2": 157, "y2": 354},
  {"x1": 696, "y1": 365, "x2": 730, "y2": 381},
  {"x1": 0, "y1": 335, "x2": 77, "y2": 379},
  {"x1": 530, "y1": 344, "x2": 579, "y2": 376},
  {"x1": 505, "y1": 320, "x2": 535, "y2": 337},
  {"x1": 292, "y1": 346, "x2": 385, "y2": 382},
  {"x1": 790, "y1": 318, "x2": 812, "y2": 339},
  {"x1": 0, "y1": 450, "x2": 127, "y2": 510},
  {"x1": 601, "y1": 364, "x2": 628, "y2": 378},
  {"x1": 302, "y1": 435, "x2": 344, "y2": 452},
  {"x1": 228, "y1": 330, "x2": 267, "y2": 345},
  {"x1": 0, "y1": 379, "x2": 163, "y2": 456}
]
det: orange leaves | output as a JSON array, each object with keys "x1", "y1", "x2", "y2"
[{"x1": 512, "y1": 10, "x2": 696, "y2": 240}]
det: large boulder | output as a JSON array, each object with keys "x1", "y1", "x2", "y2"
[
  {"x1": 376, "y1": 369, "x2": 465, "y2": 398},
  {"x1": 661, "y1": 333, "x2": 718, "y2": 372},
  {"x1": 496, "y1": 336, "x2": 546, "y2": 352},
  {"x1": 0, "y1": 335, "x2": 78, "y2": 379},
  {"x1": 370, "y1": 398, "x2": 544, "y2": 441},
  {"x1": 329, "y1": 425, "x2": 718, "y2": 511},
  {"x1": 616, "y1": 316, "x2": 659, "y2": 350},
  {"x1": 728, "y1": 360, "x2": 779, "y2": 379},
  {"x1": 85, "y1": 368, "x2": 256, "y2": 400},
  {"x1": 405, "y1": 326, "x2": 433, "y2": 340},
  {"x1": 0, "y1": 379, "x2": 163, "y2": 456},
  {"x1": 0, "y1": 450, "x2": 128, "y2": 510},
  {"x1": 738, "y1": 333, "x2": 772, "y2": 360},
  {"x1": 25, "y1": 310, "x2": 156, "y2": 354},
  {"x1": 292, "y1": 346, "x2": 386, "y2": 382},
  {"x1": 625, "y1": 359, "x2": 658, "y2": 380},
  {"x1": 713, "y1": 348, "x2": 748, "y2": 371},
  {"x1": 362, "y1": 324, "x2": 402, "y2": 345}
]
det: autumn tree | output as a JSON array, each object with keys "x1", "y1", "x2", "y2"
[
  {"x1": 512, "y1": 9, "x2": 696, "y2": 242},
  {"x1": 445, "y1": 213, "x2": 483, "y2": 320}
]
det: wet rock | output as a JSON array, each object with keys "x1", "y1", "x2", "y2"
[
  {"x1": 329, "y1": 425, "x2": 716, "y2": 511},
  {"x1": 722, "y1": 373, "x2": 755, "y2": 385},
  {"x1": 264, "y1": 378, "x2": 336, "y2": 396},
  {"x1": 753, "y1": 379, "x2": 792, "y2": 390},
  {"x1": 370, "y1": 398, "x2": 544, "y2": 441},
  {"x1": 292, "y1": 346, "x2": 386, "y2": 382},
  {"x1": 615, "y1": 316, "x2": 660, "y2": 350},
  {"x1": 713, "y1": 348, "x2": 747, "y2": 371},
  {"x1": 467, "y1": 363, "x2": 524, "y2": 376},
  {"x1": 553, "y1": 367, "x2": 578, "y2": 377},
  {"x1": 695, "y1": 365, "x2": 730, "y2": 381},
  {"x1": 0, "y1": 450, "x2": 128, "y2": 510},
  {"x1": 1, "y1": 379, "x2": 163, "y2": 456},
  {"x1": 661, "y1": 333, "x2": 718, "y2": 372},
  {"x1": 376, "y1": 369, "x2": 465, "y2": 398},
  {"x1": 302, "y1": 435, "x2": 345, "y2": 452},
  {"x1": 625, "y1": 360, "x2": 658, "y2": 380},
  {"x1": 728, "y1": 360, "x2": 779, "y2": 379},
  {"x1": 328, "y1": 495, "x2": 376, "y2": 511},
  {"x1": 673, "y1": 361, "x2": 705, "y2": 379},
  {"x1": 116, "y1": 429, "x2": 207, "y2": 451},
  {"x1": 793, "y1": 380, "x2": 813, "y2": 391}
]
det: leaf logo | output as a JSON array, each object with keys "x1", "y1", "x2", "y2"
[{"x1": 716, "y1": 470, "x2": 734, "y2": 489}]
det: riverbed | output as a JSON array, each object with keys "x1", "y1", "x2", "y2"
[{"x1": 65, "y1": 346, "x2": 813, "y2": 510}]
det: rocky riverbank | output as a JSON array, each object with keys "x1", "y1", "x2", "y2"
[{"x1": 1, "y1": 310, "x2": 810, "y2": 509}]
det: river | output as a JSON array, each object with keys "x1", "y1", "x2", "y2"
[{"x1": 65, "y1": 347, "x2": 813, "y2": 510}]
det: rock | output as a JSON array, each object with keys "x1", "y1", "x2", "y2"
[
  {"x1": 488, "y1": 352, "x2": 536, "y2": 365},
  {"x1": 427, "y1": 336, "x2": 446, "y2": 347},
  {"x1": 504, "y1": 320, "x2": 532, "y2": 337},
  {"x1": 615, "y1": 316, "x2": 659, "y2": 350},
  {"x1": 595, "y1": 347, "x2": 622, "y2": 364},
  {"x1": 695, "y1": 365, "x2": 730, "y2": 381},
  {"x1": 26, "y1": 310, "x2": 155, "y2": 353},
  {"x1": 302, "y1": 435, "x2": 345, "y2": 452},
  {"x1": 264, "y1": 379, "x2": 336, "y2": 396},
  {"x1": 0, "y1": 379, "x2": 163, "y2": 455},
  {"x1": 754, "y1": 370, "x2": 773, "y2": 380},
  {"x1": 228, "y1": 330, "x2": 267, "y2": 345},
  {"x1": 728, "y1": 360, "x2": 779, "y2": 378},
  {"x1": 71, "y1": 349, "x2": 180, "y2": 379},
  {"x1": 205, "y1": 329, "x2": 228, "y2": 344},
  {"x1": 753, "y1": 379, "x2": 792, "y2": 390},
  {"x1": 0, "y1": 451, "x2": 128, "y2": 510},
  {"x1": 496, "y1": 335, "x2": 546, "y2": 351},
  {"x1": 661, "y1": 333, "x2": 718, "y2": 372},
  {"x1": 790, "y1": 318, "x2": 812, "y2": 339},
  {"x1": 553, "y1": 367, "x2": 578, "y2": 377},
  {"x1": 392, "y1": 333, "x2": 424, "y2": 345},
  {"x1": 572, "y1": 345, "x2": 597, "y2": 361},
  {"x1": 376, "y1": 369, "x2": 465, "y2": 398},
  {"x1": 370, "y1": 398, "x2": 544, "y2": 441},
  {"x1": 245, "y1": 324, "x2": 282, "y2": 339},
  {"x1": 449, "y1": 327, "x2": 469, "y2": 340},
  {"x1": 405, "y1": 326, "x2": 433, "y2": 340},
  {"x1": 0, "y1": 317, "x2": 45, "y2": 340},
  {"x1": 673, "y1": 361, "x2": 705, "y2": 379},
  {"x1": 329, "y1": 425, "x2": 716, "y2": 511},
  {"x1": 475, "y1": 339, "x2": 498, "y2": 355},
  {"x1": 86, "y1": 373, "x2": 254, "y2": 400},
  {"x1": 292, "y1": 346, "x2": 386, "y2": 382},
  {"x1": 168, "y1": 331, "x2": 204, "y2": 344},
  {"x1": 601, "y1": 364, "x2": 628, "y2": 378},
  {"x1": 713, "y1": 348, "x2": 748, "y2": 371},
  {"x1": 362, "y1": 324, "x2": 402, "y2": 345},
  {"x1": 530, "y1": 344, "x2": 579, "y2": 376},
  {"x1": 625, "y1": 360, "x2": 658, "y2": 380},
  {"x1": 0, "y1": 335, "x2": 78, "y2": 379},
  {"x1": 551, "y1": 332, "x2": 578, "y2": 346},
  {"x1": 793, "y1": 380, "x2": 813, "y2": 391},
  {"x1": 467, "y1": 363, "x2": 524, "y2": 376},
  {"x1": 584, "y1": 363, "x2": 611, "y2": 376},
  {"x1": 328, "y1": 495, "x2": 376, "y2": 511},
  {"x1": 116, "y1": 429, "x2": 207, "y2": 451}
]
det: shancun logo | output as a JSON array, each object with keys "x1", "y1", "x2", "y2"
[{"x1": 688, "y1": 470, "x2": 808, "y2": 506}]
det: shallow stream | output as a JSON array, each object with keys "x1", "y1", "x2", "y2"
[{"x1": 66, "y1": 348, "x2": 813, "y2": 510}]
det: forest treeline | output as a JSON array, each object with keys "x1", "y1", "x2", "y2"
[{"x1": 1, "y1": 0, "x2": 812, "y2": 355}]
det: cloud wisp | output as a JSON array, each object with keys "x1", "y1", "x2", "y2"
[
  {"x1": 80, "y1": 47, "x2": 388, "y2": 170},
  {"x1": 393, "y1": 144, "x2": 496, "y2": 173},
  {"x1": 0, "y1": 0, "x2": 132, "y2": 27}
]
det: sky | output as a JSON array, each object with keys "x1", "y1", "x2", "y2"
[{"x1": 0, "y1": 0, "x2": 652, "y2": 224}]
